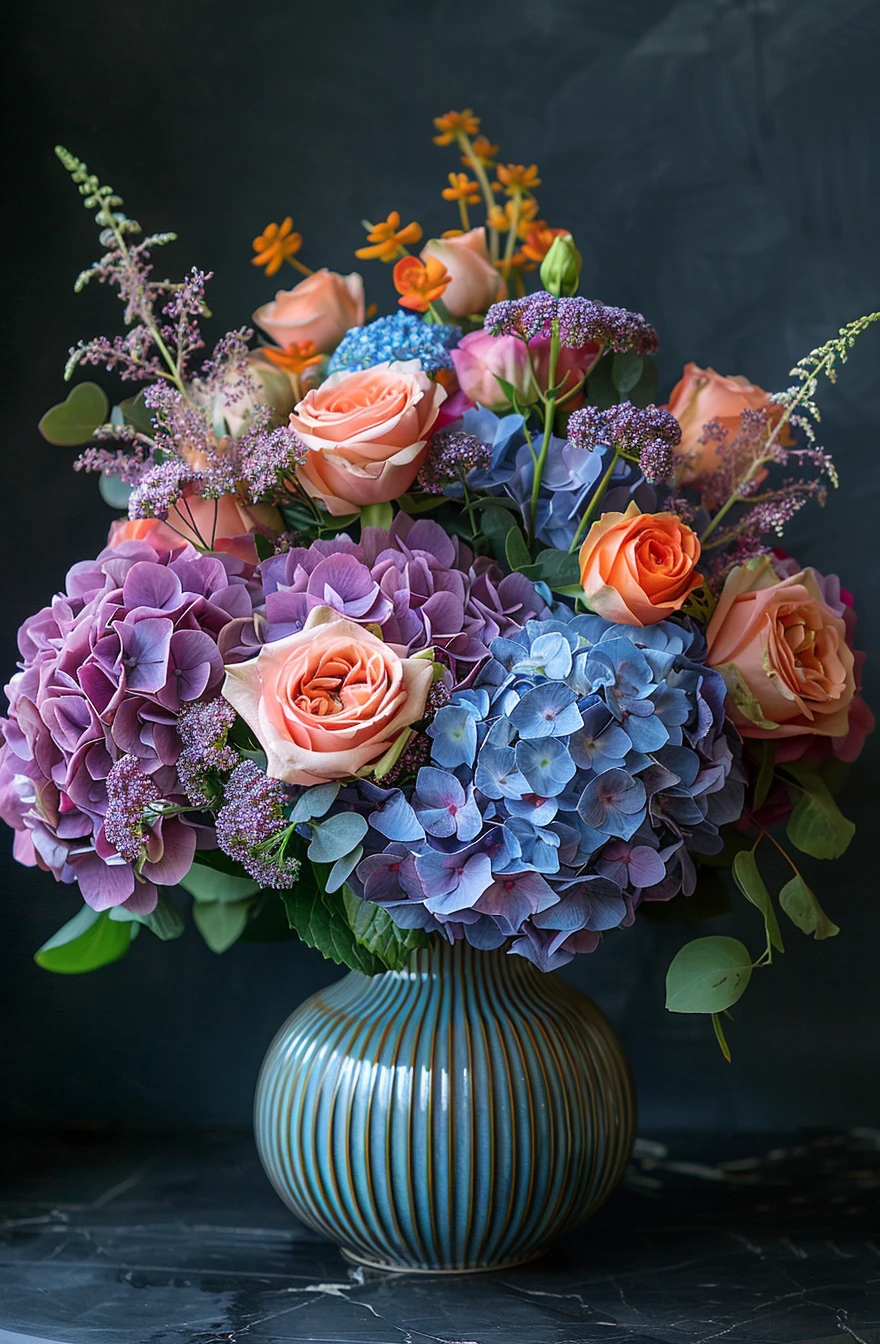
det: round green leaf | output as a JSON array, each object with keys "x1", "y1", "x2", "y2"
[
  {"x1": 35, "y1": 906, "x2": 132, "y2": 974},
  {"x1": 779, "y1": 875, "x2": 840, "y2": 940},
  {"x1": 192, "y1": 899, "x2": 253, "y2": 952},
  {"x1": 179, "y1": 866, "x2": 259, "y2": 904},
  {"x1": 38, "y1": 382, "x2": 110, "y2": 446},
  {"x1": 665, "y1": 935, "x2": 753, "y2": 1014}
]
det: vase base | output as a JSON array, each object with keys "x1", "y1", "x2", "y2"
[{"x1": 339, "y1": 1245, "x2": 549, "y2": 1275}]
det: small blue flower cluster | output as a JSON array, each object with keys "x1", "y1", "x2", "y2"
[
  {"x1": 326, "y1": 612, "x2": 743, "y2": 971},
  {"x1": 327, "y1": 311, "x2": 462, "y2": 375}
]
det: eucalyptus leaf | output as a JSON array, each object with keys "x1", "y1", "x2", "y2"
[
  {"x1": 98, "y1": 474, "x2": 133, "y2": 510},
  {"x1": 733, "y1": 850, "x2": 784, "y2": 953},
  {"x1": 665, "y1": 936, "x2": 753, "y2": 1014},
  {"x1": 307, "y1": 813, "x2": 368, "y2": 864},
  {"x1": 35, "y1": 906, "x2": 132, "y2": 974},
  {"x1": 783, "y1": 766, "x2": 855, "y2": 860},
  {"x1": 39, "y1": 382, "x2": 110, "y2": 446},
  {"x1": 109, "y1": 891, "x2": 185, "y2": 940},
  {"x1": 192, "y1": 898, "x2": 253, "y2": 952},
  {"x1": 119, "y1": 391, "x2": 153, "y2": 435},
  {"x1": 712, "y1": 1012, "x2": 732, "y2": 1063},
  {"x1": 342, "y1": 886, "x2": 428, "y2": 969},
  {"x1": 779, "y1": 875, "x2": 840, "y2": 940},
  {"x1": 180, "y1": 866, "x2": 260, "y2": 904}
]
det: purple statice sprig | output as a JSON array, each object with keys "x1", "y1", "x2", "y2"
[
  {"x1": 485, "y1": 293, "x2": 659, "y2": 354},
  {"x1": 568, "y1": 402, "x2": 681, "y2": 483},
  {"x1": 104, "y1": 755, "x2": 162, "y2": 863},
  {"x1": 177, "y1": 699, "x2": 239, "y2": 808},
  {"x1": 215, "y1": 760, "x2": 302, "y2": 890},
  {"x1": 416, "y1": 431, "x2": 492, "y2": 494}
]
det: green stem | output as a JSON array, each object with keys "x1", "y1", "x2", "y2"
[
  {"x1": 528, "y1": 321, "x2": 561, "y2": 542},
  {"x1": 568, "y1": 449, "x2": 621, "y2": 552},
  {"x1": 456, "y1": 131, "x2": 499, "y2": 262},
  {"x1": 502, "y1": 189, "x2": 523, "y2": 273}
]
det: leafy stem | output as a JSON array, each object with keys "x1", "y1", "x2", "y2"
[{"x1": 527, "y1": 319, "x2": 561, "y2": 543}]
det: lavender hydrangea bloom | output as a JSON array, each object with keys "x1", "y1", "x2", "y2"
[
  {"x1": 347, "y1": 611, "x2": 743, "y2": 970},
  {"x1": 258, "y1": 514, "x2": 550, "y2": 677},
  {"x1": 0, "y1": 534, "x2": 258, "y2": 913}
]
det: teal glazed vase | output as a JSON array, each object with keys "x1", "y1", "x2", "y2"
[{"x1": 254, "y1": 939, "x2": 636, "y2": 1272}]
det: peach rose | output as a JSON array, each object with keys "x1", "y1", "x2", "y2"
[
  {"x1": 666, "y1": 363, "x2": 786, "y2": 482},
  {"x1": 578, "y1": 501, "x2": 702, "y2": 626},
  {"x1": 420, "y1": 228, "x2": 503, "y2": 318},
  {"x1": 222, "y1": 606, "x2": 434, "y2": 785},
  {"x1": 705, "y1": 556, "x2": 856, "y2": 739},
  {"x1": 110, "y1": 493, "x2": 282, "y2": 564},
  {"x1": 253, "y1": 269, "x2": 365, "y2": 354},
  {"x1": 290, "y1": 359, "x2": 446, "y2": 515}
]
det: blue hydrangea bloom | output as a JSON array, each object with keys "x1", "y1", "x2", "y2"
[
  {"x1": 327, "y1": 312, "x2": 462, "y2": 375},
  {"x1": 340, "y1": 610, "x2": 743, "y2": 972}
]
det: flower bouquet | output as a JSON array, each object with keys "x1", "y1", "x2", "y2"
[{"x1": 3, "y1": 111, "x2": 874, "y2": 1269}]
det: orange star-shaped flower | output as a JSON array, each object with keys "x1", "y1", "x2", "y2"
[
  {"x1": 433, "y1": 109, "x2": 480, "y2": 146},
  {"x1": 355, "y1": 212, "x2": 423, "y2": 263},
  {"x1": 517, "y1": 222, "x2": 569, "y2": 267},
  {"x1": 441, "y1": 172, "x2": 481, "y2": 205},
  {"x1": 392, "y1": 255, "x2": 451, "y2": 312},
  {"x1": 251, "y1": 218, "x2": 303, "y2": 276},
  {"x1": 488, "y1": 198, "x2": 539, "y2": 234},
  {"x1": 494, "y1": 163, "x2": 542, "y2": 196},
  {"x1": 261, "y1": 340, "x2": 323, "y2": 377},
  {"x1": 463, "y1": 135, "x2": 499, "y2": 169}
]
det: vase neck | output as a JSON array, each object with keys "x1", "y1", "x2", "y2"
[{"x1": 404, "y1": 936, "x2": 536, "y2": 984}]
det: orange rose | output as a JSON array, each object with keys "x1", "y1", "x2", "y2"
[
  {"x1": 578, "y1": 502, "x2": 702, "y2": 626},
  {"x1": 666, "y1": 363, "x2": 786, "y2": 482},
  {"x1": 253, "y1": 269, "x2": 365, "y2": 354},
  {"x1": 222, "y1": 606, "x2": 434, "y2": 785},
  {"x1": 419, "y1": 228, "x2": 503, "y2": 318},
  {"x1": 705, "y1": 556, "x2": 856, "y2": 739},
  {"x1": 290, "y1": 360, "x2": 446, "y2": 516}
]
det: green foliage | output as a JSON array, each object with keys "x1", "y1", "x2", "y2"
[
  {"x1": 783, "y1": 765, "x2": 855, "y2": 859},
  {"x1": 119, "y1": 391, "x2": 153, "y2": 434},
  {"x1": 779, "y1": 875, "x2": 840, "y2": 941},
  {"x1": 712, "y1": 1013, "x2": 732, "y2": 1063},
  {"x1": 280, "y1": 867, "x2": 382, "y2": 974},
  {"x1": 360, "y1": 501, "x2": 394, "y2": 530},
  {"x1": 179, "y1": 866, "x2": 260, "y2": 904},
  {"x1": 479, "y1": 505, "x2": 514, "y2": 564},
  {"x1": 396, "y1": 492, "x2": 446, "y2": 515},
  {"x1": 342, "y1": 886, "x2": 428, "y2": 970},
  {"x1": 110, "y1": 891, "x2": 185, "y2": 941},
  {"x1": 192, "y1": 899, "x2": 254, "y2": 953},
  {"x1": 611, "y1": 351, "x2": 643, "y2": 395},
  {"x1": 99, "y1": 475, "x2": 132, "y2": 510},
  {"x1": 504, "y1": 524, "x2": 532, "y2": 572},
  {"x1": 750, "y1": 741, "x2": 775, "y2": 811},
  {"x1": 732, "y1": 850, "x2": 784, "y2": 954},
  {"x1": 254, "y1": 532, "x2": 275, "y2": 563},
  {"x1": 38, "y1": 382, "x2": 109, "y2": 446},
  {"x1": 665, "y1": 936, "x2": 753, "y2": 1014},
  {"x1": 35, "y1": 906, "x2": 133, "y2": 974}
]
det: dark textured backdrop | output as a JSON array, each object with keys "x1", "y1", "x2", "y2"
[{"x1": 2, "y1": 0, "x2": 878, "y2": 1132}]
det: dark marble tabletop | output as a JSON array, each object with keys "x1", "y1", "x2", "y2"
[{"x1": 0, "y1": 1128, "x2": 877, "y2": 1344}]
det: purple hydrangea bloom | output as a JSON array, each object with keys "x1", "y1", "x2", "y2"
[
  {"x1": 257, "y1": 514, "x2": 550, "y2": 677},
  {"x1": 346, "y1": 611, "x2": 744, "y2": 970},
  {"x1": 0, "y1": 533, "x2": 258, "y2": 913}
]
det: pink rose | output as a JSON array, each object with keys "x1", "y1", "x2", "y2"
[
  {"x1": 222, "y1": 606, "x2": 434, "y2": 785},
  {"x1": 420, "y1": 228, "x2": 503, "y2": 318},
  {"x1": 451, "y1": 329, "x2": 600, "y2": 411},
  {"x1": 706, "y1": 556, "x2": 856, "y2": 739},
  {"x1": 253, "y1": 269, "x2": 365, "y2": 354},
  {"x1": 290, "y1": 360, "x2": 446, "y2": 515}
]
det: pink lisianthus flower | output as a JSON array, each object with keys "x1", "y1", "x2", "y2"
[{"x1": 451, "y1": 329, "x2": 600, "y2": 413}]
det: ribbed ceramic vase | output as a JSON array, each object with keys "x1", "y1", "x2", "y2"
[{"x1": 254, "y1": 939, "x2": 636, "y2": 1272}]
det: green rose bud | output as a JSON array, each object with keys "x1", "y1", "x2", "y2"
[{"x1": 540, "y1": 233, "x2": 582, "y2": 297}]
